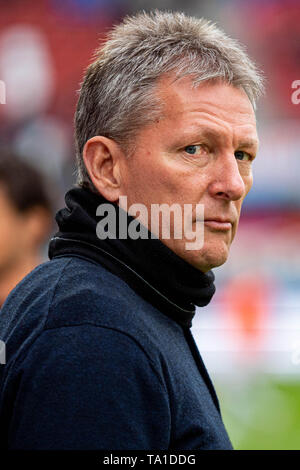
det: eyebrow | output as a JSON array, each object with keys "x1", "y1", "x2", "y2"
[
  {"x1": 186, "y1": 126, "x2": 259, "y2": 151},
  {"x1": 238, "y1": 139, "x2": 259, "y2": 149}
]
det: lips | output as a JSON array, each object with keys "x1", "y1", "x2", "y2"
[
  {"x1": 204, "y1": 219, "x2": 233, "y2": 230},
  {"x1": 193, "y1": 215, "x2": 235, "y2": 229},
  {"x1": 205, "y1": 218, "x2": 233, "y2": 224}
]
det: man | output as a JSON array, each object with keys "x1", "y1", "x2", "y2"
[
  {"x1": 0, "y1": 150, "x2": 52, "y2": 307},
  {"x1": 0, "y1": 11, "x2": 263, "y2": 449}
]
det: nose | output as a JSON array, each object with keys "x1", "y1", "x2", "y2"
[{"x1": 208, "y1": 153, "x2": 246, "y2": 201}]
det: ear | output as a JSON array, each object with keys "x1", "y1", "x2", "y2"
[{"x1": 83, "y1": 136, "x2": 124, "y2": 202}]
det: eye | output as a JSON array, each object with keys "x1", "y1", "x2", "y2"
[
  {"x1": 235, "y1": 150, "x2": 253, "y2": 162},
  {"x1": 184, "y1": 145, "x2": 206, "y2": 155}
]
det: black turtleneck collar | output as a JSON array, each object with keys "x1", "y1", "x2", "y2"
[{"x1": 48, "y1": 187, "x2": 216, "y2": 328}]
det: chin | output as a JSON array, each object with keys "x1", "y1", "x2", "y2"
[
  {"x1": 183, "y1": 244, "x2": 230, "y2": 272},
  {"x1": 162, "y1": 238, "x2": 230, "y2": 272}
]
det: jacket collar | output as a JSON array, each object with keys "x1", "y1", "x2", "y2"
[{"x1": 48, "y1": 187, "x2": 216, "y2": 328}]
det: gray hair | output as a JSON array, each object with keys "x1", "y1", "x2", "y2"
[{"x1": 75, "y1": 10, "x2": 264, "y2": 190}]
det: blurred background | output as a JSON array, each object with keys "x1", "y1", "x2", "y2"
[{"x1": 0, "y1": 0, "x2": 299, "y2": 449}]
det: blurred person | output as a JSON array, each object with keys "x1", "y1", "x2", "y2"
[
  {"x1": 0, "y1": 11, "x2": 263, "y2": 450},
  {"x1": 0, "y1": 150, "x2": 52, "y2": 307}
]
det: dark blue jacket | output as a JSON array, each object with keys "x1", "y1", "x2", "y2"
[{"x1": 0, "y1": 188, "x2": 233, "y2": 450}]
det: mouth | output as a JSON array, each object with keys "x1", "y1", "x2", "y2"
[
  {"x1": 194, "y1": 217, "x2": 234, "y2": 231},
  {"x1": 193, "y1": 214, "x2": 235, "y2": 230}
]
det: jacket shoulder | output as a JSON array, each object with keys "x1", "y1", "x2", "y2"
[
  {"x1": 44, "y1": 255, "x2": 148, "y2": 329},
  {"x1": 0, "y1": 256, "x2": 136, "y2": 353},
  {"x1": 0, "y1": 255, "x2": 181, "y2": 395}
]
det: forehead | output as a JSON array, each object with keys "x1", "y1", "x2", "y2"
[{"x1": 154, "y1": 74, "x2": 258, "y2": 145}]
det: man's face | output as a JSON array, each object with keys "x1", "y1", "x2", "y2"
[{"x1": 119, "y1": 75, "x2": 258, "y2": 272}]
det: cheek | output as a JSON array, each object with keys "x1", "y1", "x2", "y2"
[
  {"x1": 242, "y1": 169, "x2": 253, "y2": 195},
  {"x1": 124, "y1": 149, "x2": 210, "y2": 207},
  {"x1": 124, "y1": 155, "x2": 179, "y2": 204}
]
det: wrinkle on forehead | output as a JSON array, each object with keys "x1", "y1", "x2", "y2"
[
  {"x1": 154, "y1": 74, "x2": 258, "y2": 148},
  {"x1": 156, "y1": 74, "x2": 256, "y2": 121}
]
